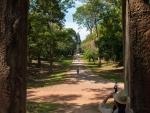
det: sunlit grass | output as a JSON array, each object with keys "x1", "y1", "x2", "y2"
[
  {"x1": 58, "y1": 58, "x2": 73, "y2": 67},
  {"x1": 83, "y1": 58, "x2": 124, "y2": 82}
]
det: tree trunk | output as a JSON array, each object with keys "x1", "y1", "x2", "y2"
[
  {"x1": 123, "y1": 0, "x2": 128, "y2": 91},
  {"x1": 27, "y1": 47, "x2": 32, "y2": 66},
  {"x1": 0, "y1": 0, "x2": 28, "y2": 113},
  {"x1": 49, "y1": 58, "x2": 53, "y2": 73},
  {"x1": 95, "y1": 22, "x2": 99, "y2": 39},
  {"x1": 49, "y1": 46, "x2": 53, "y2": 73},
  {"x1": 37, "y1": 55, "x2": 41, "y2": 68},
  {"x1": 127, "y1": 0, "x2": 150, "y2": 113},
  {"x1": 94, "y1": 18, "x2": 101, "y2": 66},
  {"x1": 98, "y1": 56, "x2": 101, "y2": 67},
  {"x1": 97, "y1": 46, "x2": 101, "y2": 67}
]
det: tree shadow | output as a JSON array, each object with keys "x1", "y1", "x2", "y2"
[
  {"x1": 27, "y1": 101, "x2": 100, "y2": 113},
  {"x1": 28, "y1": 94, "x2": 82, "y2": 103},
  {"x1": 27, "y1": 59, "x2": 72, "y2": 88},
  {"x1": 83, "y1": 61, "x2": 124, "y2": 83},
  {"x1": 27, "y1": 58, "x2": 123, "y2": 89},
  {"x1": 27, "y1": 101, "x2": 64, "y2": 113},
  {"x1": 64, "y1": 65, "x2": 115, "y2": 85},
  {"x1": 27, "y1": 59, "x2": 124, "y2": 113},
  {"x1": 27, "y1": 71, "x2": 70, "y2": 88},
  {"x1": 96, "y1": 69, "x2": 124, "y2": 82}
]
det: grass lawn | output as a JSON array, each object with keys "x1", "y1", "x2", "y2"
[
  {"x1": 27, "y1": 58, "x2": 73, "y2": 88},
  {"x1": 83, "y1": 59, "x2": 124, "y2": 83},
  {"x1": 27, "y1": 101, "x2": 63, "y2": 113}
]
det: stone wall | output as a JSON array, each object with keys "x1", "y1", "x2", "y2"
[
  {"x1": 0, "y1": 0, "x2": 28, "y2": 113},
  {"x1": 128, "y1": 0, "x2": 150, "y2": 112}
]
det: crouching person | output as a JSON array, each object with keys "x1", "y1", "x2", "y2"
[{"x1": 112, "y1": 90, "x2": 127, "y2": 113}]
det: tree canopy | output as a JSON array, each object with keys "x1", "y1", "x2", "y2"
[
  {"x1": 74, "y1": 0, "x2": 123, "y2": 65},
  {"x1": 28, "y1": 0, "x2": 79, "y2": 72}
]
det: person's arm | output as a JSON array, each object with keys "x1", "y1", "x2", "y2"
[{"x1": 102, "y1": 92, "x2": 114, "y2": 104}]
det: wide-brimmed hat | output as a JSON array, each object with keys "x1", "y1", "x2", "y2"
[{"x1": 113, "y1": 90, "x2": 127, "y2": 104}]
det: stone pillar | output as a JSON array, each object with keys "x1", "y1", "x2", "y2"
[
  {"x1": 126, "y1": 0, "x2": 150, "y2": 113},
  {"x1": 0, "y1": 0, "x2": 28, "y2": 113}
]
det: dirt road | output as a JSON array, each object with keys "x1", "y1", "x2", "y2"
[{"x1": 27, "y1": 59, "x2": 123, "y2": 113}]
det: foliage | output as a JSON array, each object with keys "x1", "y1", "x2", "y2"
[
  {"x1": 82, "y1": 34, "x2": 98, "y2": 61},
  {"x1": 28, "y1": 0, "x2": 79, "y2": 71},
  {"x1": 56, "y1": 28, "x2": 77, "y2": 57},
  {"x1": 83, "y1": 49, "x2": 98, "y2": 61},
  {"x1": 76, "y1": 0, "x2": 123, "y2": 64},
  {"x1": 73, "y1": 4, "x2": 95, "y2": 33}
]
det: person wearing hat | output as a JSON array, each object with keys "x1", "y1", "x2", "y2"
[{"x1": 112, "y1": 90, "x2": 127, "y2": 113}]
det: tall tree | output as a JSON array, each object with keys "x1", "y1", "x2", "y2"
[
  {"x1": 78, "y1": 0, "x2": 123, "y2": 65},
  {"x1": 28, "y1": 0, "x2": 75, "y2": 70},
  {"x1": 73, "y1": 5, "x2": 95, "y2": 34},
  {"x1": 74, "y1": 0, "x2": 111, "y2": 66},
  {"x1": 0, "y1": 0, "x2": 28, "y2": 113}
]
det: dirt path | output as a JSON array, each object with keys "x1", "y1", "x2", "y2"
[{"x1": 27, "y1": 59, "x2": 123, "y2": 113}]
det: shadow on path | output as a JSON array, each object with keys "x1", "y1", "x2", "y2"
[{"x1": 27, "y1": 57, "x2": 124, "y2": 113}]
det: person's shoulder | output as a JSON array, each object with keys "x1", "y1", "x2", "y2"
[{"x1": 113, "y1": 109, "x2": 118, "y2": 113}]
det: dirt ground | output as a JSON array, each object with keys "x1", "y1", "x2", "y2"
[{"x1": 27, "y1": 59, "x2": 123, "y2": 113}]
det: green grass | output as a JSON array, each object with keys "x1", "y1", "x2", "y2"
[
  {"x1": 83, "y1": 58, "x2": 124, "y2": 83},
  {"x1": 27, "y1": 59, "x2": 72, "y2": 112},
  {"x1": 27, "y1": 101, "x2": 63, "y2": 113},
  {"x1": 100, "y1": 72, "x2": 124, "y2": 82},
  {"x1": 56, "y1": 58, "x2": 73, "y2": 71},
  {"x1": 27, "y1": 58, "x2": 73, "y2": 88},
  {"x1": 27, "y1": 72, "x2": 68, "y2": 88}
]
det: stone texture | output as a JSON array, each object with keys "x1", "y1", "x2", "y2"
[
  {"x1": 129, "y1": 0, "x2": 150, "y2": 112},
  {"x1": 0, "y1": 0, "x2": 28, "y2": 113}
]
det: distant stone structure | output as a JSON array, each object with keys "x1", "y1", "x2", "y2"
[{"x1": 76, "y1": 33, "x2": 81, "y2": 53}]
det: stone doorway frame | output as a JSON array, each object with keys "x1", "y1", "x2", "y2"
[{"x1": 123, "y1": 0, "x2": 150, "y2": 113}]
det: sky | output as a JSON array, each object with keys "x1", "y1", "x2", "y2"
[{"x1": 64, "y1": 1, "x2": 89, "y2": 41}]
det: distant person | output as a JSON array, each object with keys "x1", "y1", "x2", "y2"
[
  {"x1": 77, "y1": 67, "x2": 79, "y2": 75},
  {"x1": 77, "y1": 57, "x2": 80, "y2": 62},
  {"x1": 114, "y1": 82, "x2": 118, "y2": 93}
]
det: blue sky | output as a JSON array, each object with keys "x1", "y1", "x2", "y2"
[{"x1": 64, "y1": 1, "x2": 89, "y2": 41}]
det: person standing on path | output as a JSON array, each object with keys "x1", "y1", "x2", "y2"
[{"x1": 77, "y1": 66, "x2": 80, "y2": 75}]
